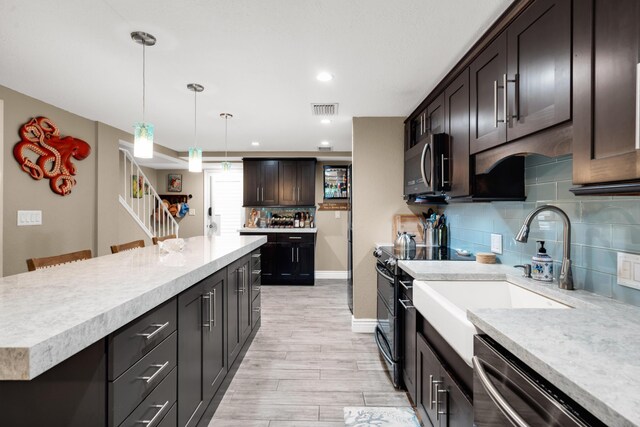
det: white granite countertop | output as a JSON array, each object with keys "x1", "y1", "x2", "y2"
[
  {"x1": 401, "y1": 259, "x2": 640, "y2": 427},
  {"x1": 239, "y1": 227, "x2": 317, "y2": 234},
  {"x1": 0, "y1": 235, "x2": 266, "y2": 381}
]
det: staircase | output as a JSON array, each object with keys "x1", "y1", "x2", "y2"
[{"x1": 119, "y1": 148, "x2": 179, "y2": 239}]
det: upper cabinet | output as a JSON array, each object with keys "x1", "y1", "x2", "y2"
[
  {"x1": 572, "y1": 0, "x2": 640, "y2": 190},
  {"x1": 444, "y1": 69, "x2": 471, "y2": 198},
  {"x1": 470, "y1": 0, "x2": 571, "y2": 154},
  {"x1": 243, "y1": 160, "x2": 279, "y2": 206},
  {"x1": 279, "y1": 160, "x2": 316, "y2": 206},
  {"x1": 427, "y1": 94, "x2": 445, "y2": 136}
]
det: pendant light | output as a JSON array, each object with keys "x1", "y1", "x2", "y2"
[
  {"x1": 220, "y1": 113, "x2": 233, "y2": 171},
  {"x1": 187, "y1": 83, "x2": 204, "y2": 173},
  {"x1": 131, "y1": 31, "x2": 156, "y2": 159}
]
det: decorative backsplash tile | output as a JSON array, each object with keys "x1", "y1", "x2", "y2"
[{"x1": 442, "y1": 154, "x2": 640, "y2": 306}]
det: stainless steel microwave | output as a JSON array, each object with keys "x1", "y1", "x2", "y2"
[{"x1": 404, "y1": 133, "x2": 450, "y2": 197}]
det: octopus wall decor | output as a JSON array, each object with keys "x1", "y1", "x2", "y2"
[{"x1": 13, "y1": 117, "x2": 91, "y2": 196}]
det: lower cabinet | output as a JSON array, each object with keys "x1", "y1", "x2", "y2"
[
  {"x1": 227, "y1": 254, "x2": 252, "y2": 366},
  {"x1": 416, "y1": 332, "x2": 473, "y2": 427},
  {"x1": 400, "y1": 288, "x2": 417, "y2": 403},
  {"x1": 178, "y1": 269, "x2": 226, "y2": 427}
]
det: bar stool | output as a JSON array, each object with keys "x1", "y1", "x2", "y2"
[
  {"x1": 152, "y1": 234, "x2": 176, "y2": 245},
  {"x1": 110, "y1": 240, "x2": 145, "y2": 254},
  {"x1": 26, "y1": 249, "x2": 92, "y2": 271}
]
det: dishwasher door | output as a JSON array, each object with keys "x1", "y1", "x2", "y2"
[{"x1": 473, "y1": 335, "x2": 606, "y2": 427}]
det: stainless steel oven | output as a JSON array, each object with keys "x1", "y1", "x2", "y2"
[
  {"x1": 374, "y1": 255, "x2": 401, "y2": 387},
  {"x1": 404, "y1": 133, "x2": 450, "y2": 197}
]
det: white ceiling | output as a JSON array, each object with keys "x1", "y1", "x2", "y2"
[{"x1": 0, "y1": 0, "x2": 512, "y2": 153}]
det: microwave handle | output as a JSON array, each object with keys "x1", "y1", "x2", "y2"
[
  {"x1": 472, "y1": 356, "x2": 530, "y2": 427},
  {"x1": 420, "y1": 140, "x2": 430, "y2": 188}
]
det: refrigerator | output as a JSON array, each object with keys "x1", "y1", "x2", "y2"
[{"x1": 347, "y1": 164, "x2": 353, "y2": 314}]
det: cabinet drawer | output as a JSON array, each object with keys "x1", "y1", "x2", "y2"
[
  {"x1": 278, "y1": 233, "x2": 314, "y2": 244},
  {"x1": 252, "y1": 291, "x2": 261, "y2": 329},
  {"x1": 252, "y1": 276, "x2": 261, "y2": 300},
  {"x1": 251, "y1": 250, "x2": 261, "y2": 268},
  {"x1": 108, "y1": 298, "x2": 177, "y2": 380},
  {"x1": 117, "y1": 367, "x2": 177, "y2": 427},
  {"x1": 110, "y1": 332, "x2": 177, "y2": 427}
]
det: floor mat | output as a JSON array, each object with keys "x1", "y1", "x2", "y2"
[{"x1": 344, "y1": 406, "x2": 420, "y2": 426}]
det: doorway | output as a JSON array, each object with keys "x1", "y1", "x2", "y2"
[{"x1": 204, "y1": 164, "x2": 244, "y2": 236}]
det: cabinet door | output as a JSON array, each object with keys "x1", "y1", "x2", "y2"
[
  {"x1": 296, "y1": 242, "x2": 315, "y2": 285},
  {"x1": 573, "y1": 0, "x2": 640, "y2": 184},
  {"x1": 427, "y1": 94, "x2": 445, "y2": 136},
  {"x1": 202, "y1": 270, "x2": 226, "y2": 401},
  {"x1": 278, "y1": 160, "x2": 298, "y2": 206},
  {"x1": 470, "y1": 32, "x2": 507, "y2": 154},
  {"x1": 401, "y1": 293, "x2": 417, "y2": 403},
  {"x1": 226, "y1": 262, "x2": 242, "y2": 365},
  {"x1": 239, "y1": 257, "x2": 252, "y2": 343},
  {"x1": 243, "y1": 161, "x2": 260, "y2": 206},
  {"x1": 261, "y1": 241, "x2": 277, "y2": 285},
  {"x1": 416, "y1": 333, "x2": 441, "y2": 427},
  {"x1": 276, "y1": 242, "x2": 296, "y2": 283},
  {"x1": 178, "y1": 282, "x2": 205, "y2": 427},
  {"x1": 444, "y1": 69, "x2": 471, "y2": 198},
  {"x1": 260, "y1": 160, "x2": 279, "y2": 205},
  {"x1": 506, "y1": 0, "x2": 571, "y2": 141},
  {"x1": 296, "y1": 161, "x2": 316, "y2": 206},
  {"x1": 437, "y1": 366, "x2": 473, "y2": 427}
]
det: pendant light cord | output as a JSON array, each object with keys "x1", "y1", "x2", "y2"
[
  {"x1": 224, "y1": 115, "x2": 228, "y2": 160},
  {"x1": 142, "y1": 43, "x2": 146, "y2": 123},
  {"x1": 193, "y1": 88, "x2": 197, "y2": 149}
]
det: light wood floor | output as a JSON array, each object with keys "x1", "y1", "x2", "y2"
[{"x1": 210, "y1": 279, "x2": 411, "y2": 426}]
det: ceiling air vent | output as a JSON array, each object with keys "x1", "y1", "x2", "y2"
[
  {"x1": 317, "y1": 146, "x2": 333, "y2": 152},
  {"x1": 311, "y1": 103, "x2": 339, "y2": 116}
]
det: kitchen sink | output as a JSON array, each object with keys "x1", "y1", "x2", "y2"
[{"x1": 413, "y1": 280, "x2": 570, "y2": 366}]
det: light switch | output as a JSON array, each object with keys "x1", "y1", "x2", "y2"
[
  {"x1": 189, "y1": 209, "x2": 196, "y2": 216},
  {"x1": 335, "y1": 211, "x2": 341, "y2": 219},
  {"x1": 17, "y1": 210, "x2": 42, "y2": 226},
  {"x1": 617, "y1": 252, "x2": 640, "y2": 290},
  {"x1": 491, "y1": 233, "x2": 503, "y2": 254}
]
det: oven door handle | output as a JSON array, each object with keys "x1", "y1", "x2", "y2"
[
  {"x1": 472, "y1": 356, "x2": 530, "y2": 427},
  {"x1": 375, "y1": 264, "x2": 395, "y2": 283},
  {"x1": 374, "y1": 326, "x2": 395, "y2": 366}
]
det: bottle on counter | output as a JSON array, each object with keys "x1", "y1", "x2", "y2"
[
  {"x1": 309, "y1": 214, "x2": 314, "y2": 228},
  {"x1": 294, "y1": 212, "x2": 300, "y2": 228},
  {"x1": 532, "y1": 241, "x2": 553, "y2": 282}
]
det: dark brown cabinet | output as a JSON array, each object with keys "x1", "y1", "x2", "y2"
[
  {"x1": 427, "y1": 93, "x2": 445, "y2": 136},
  {"x1": 243, "y1": 160, "x2": 279, "y2": 206},
  {"x1": 278, "y1": 160, "x2": 316, "y2": 206},
  {"x1": 276, "y1": 234, "x2": 315, "y2": 286},
  {"x1": 444, "y1": 69, "x2": 471, "y2": 198},
  {"x1": 178, "y1": 269, "x2": 226, "y2": 427},
  {"x1": 227, "y1": 255, "x2": 252, "y2": 365},
  {"x1": 470, "y1": 0, "x2": 571, "y2": 155},
  {"x1": 259, "y1": 233, "x2": 278, "y2": 285},
  {"x1": 572, "y1": 0, "x2": 640, "y2": 187}
]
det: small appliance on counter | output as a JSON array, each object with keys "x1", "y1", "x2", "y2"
[{"x1": 532, "y1": 240, "x2": 553, "y2": 282}]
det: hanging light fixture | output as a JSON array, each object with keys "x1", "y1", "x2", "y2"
[
  {"x1": 131, "y1": 31, "x2": 156, "y2": 159},
  {"x1": 187, "y1": 83, "x2": 204, "y2": 172},
  {"x1": 220, "y1": 113, "x2": 233, "y2": 171}
]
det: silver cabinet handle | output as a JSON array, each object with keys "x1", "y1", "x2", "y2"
[
  {"x1": 253, "y1": 306, "x2": 261, "y2": 313},
  {"x1": 429, "y1": 374, "x2": 442, "y2": 409},
  {"x1": 202, "y1": 293, "x2": 211, "y2": 329},
  {"x1": 251, "y1": 253, "x2": 261, "y2": 259},
  {"x1": 503, "y1": 73, "x2": 508, "y2": 125},
  {"x1": 296, "y1": 247, "x2": 299, "y2": 262},
  {"x1": 399, "y1": 299, "x2": 414, "y2": 310},
  {"x1": 291, "y1": 247, "x2": 294, "y2": 262},
  {"x1": 210, "y1": 289, "x2": 215, "y2": 329},
  {"x1": 261, "y1": 187, "x2": 264, "y2": 201},
  {"x1": 494, "y1": 79, "x2": 499, "y2": 128},
  {"x1": 472, "y1": 356, "x2": 530, "y2": 427},
  {"x1": 289, "y1": 236, "x2": 302, "y2": 240},
  {"x1": 293, "y1": 187, "x2": 296, "y2": 201},
  {"x1": 441, "y1": 154, "x2": 449, "y2": 185},
  {"x1": 436, "y1": 387, "x2": 448, "y2": 421},
  {"x1": 252, "y1": 269, "x2": 262, "y2": 275},
  {"x1": 256, "y1": 187, "x2": 259, "y2": 202},
  {"x1": 399, "y1": 280, "x2": 413, "y2": 290},
  {"x1": 138, "y1": 361, "x2": 169, "y2": 384},
  {"x1": 137, "y1": 400, "x2": 169, "y2": 426},
  {"x1": 137, "y1": 322, "x2": 169, "y2": 340},
  {"x1": 237, "y1": 267, "x2": 246, "y2": 293},
  {"x1": 512, "y1": 73, "x2": 519, "y2": 121}
]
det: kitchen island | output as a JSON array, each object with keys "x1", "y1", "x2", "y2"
[
  {"x1": 0, "y1": 234, "x2": 266, "y2": 427},
  {"x1": 401, "y1": 261, "x2": 640, "y2": 427}
]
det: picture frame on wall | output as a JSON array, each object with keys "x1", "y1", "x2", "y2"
[
  {"x1": 323, "y1": 165, "x2": 349, "y2": 199},
  {"x1": 168, "y1": 174, "x2": 182, "y2": 192}
]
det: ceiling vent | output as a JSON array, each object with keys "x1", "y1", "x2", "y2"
[
  {"x1": 317, "y1": 146, "x2": 333, "y2": 152},
  {"x1": 311, "y1": 103, "x2": 339, "y2": 116}
]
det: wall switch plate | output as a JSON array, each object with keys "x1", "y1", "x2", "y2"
[
  {"x1": 17, "y1": 210, "x2": 42, "y2": 226},
  {"x1": 335, "y1": 211, "x2": 341, "y2": 219},
  {"x1": 189, "y1": 209, "x2": 196, "y2": 216},
  {"x1": 617, "y1": 252, "x2": 640, "y2": 290},
  {"x1": 491, "y1": 233, "x2": 503, "y2": 254}
]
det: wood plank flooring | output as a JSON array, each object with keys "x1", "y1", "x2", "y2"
[{"x1": 210, "y1": 279, "x2": 410, "y2": 426}]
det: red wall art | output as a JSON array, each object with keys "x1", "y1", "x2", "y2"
[{"x1": 13, "y1": 117, "x2": 91, "y2": 196}]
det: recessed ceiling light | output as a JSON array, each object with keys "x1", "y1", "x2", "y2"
[
  {"x1": 320, "y1": 141, "x2": 330, "y2": 146},
  {"x1": 316, "y1": 72, "x2": 334, "y2": 82},
  {"x1": 251, "y1": 141, "x2": 260, "y2": 146},
  {"x1": 321, "y1": 119, "x2": 331, "y2": 124}
]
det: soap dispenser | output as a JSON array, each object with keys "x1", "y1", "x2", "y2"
[{"x1": 531, "y1": 241, "x2": 553, "y2": 282}]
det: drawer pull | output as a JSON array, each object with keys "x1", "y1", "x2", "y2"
[
  {"x1": 252, "y1": 269, "x2": 262, "y2": 275},
  {"x1": 251, "y1": 253, "x2": 261, "y2": 258},
  {"x1": 138, "y1": 361, "x2": 169, "y2": 384},
  {"x1": 399, "y1": 280, "x2": 413, "y2": 290},
  {"x1": 137, "y1": 400, "x2": 169, "y2": 426},
  {"x1": 289, "y1": 236, "x2": 302, "y2": 239},
  {"x1": 253, "y1": 307, "x2": 261, "y2": 313},
  {"x1": 137, "y1": 322, "x2": 170, "y2": 340}
]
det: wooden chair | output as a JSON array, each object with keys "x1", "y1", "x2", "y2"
[
  {"x1": 152, "y1": 234, "x2": 176, "y2": 245},
  {"x1": 26, "y1": 249, "x2": 92, "y2": 272},
  {"x1": 110, "y1": 240, "x2": 145, "y2": 254}
]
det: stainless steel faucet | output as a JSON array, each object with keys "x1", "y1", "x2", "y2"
[{"x1": 515, "y1": 204, "x2": 574, "y2": 290}]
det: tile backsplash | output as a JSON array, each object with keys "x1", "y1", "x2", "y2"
[{"x1": 442, "y1": 154, "x2": 640, "y2": 306}]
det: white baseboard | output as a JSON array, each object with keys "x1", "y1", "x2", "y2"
[
  {"x1": 315, "y1": 270, "x2": 348, "y2": 279},
  {"x1": 351, "y1": 316, "x2": 377, "y2": 333}
]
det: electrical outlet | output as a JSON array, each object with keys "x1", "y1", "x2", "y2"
[
  {"x1": 188, "y1": 209, "x2": 196, "y2": 216},
  {"x1": 335, "y1": 211, "x2": 341, "y2": 219},
  {"x1": 17, "y1": 210, "x2": 42, "y2": 226},
  {"x1": 491, "y1": 233, "x2": 503, "y2": 254},
  {"x1": 617, "y1": 252, "x2": 640, "y2": 290}
]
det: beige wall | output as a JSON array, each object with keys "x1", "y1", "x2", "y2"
[
  {"x1": 156, "y1": 170, "x2": 204, "y2": 239},
  {"x1": 352, "y1": 117, "x2": 414, "y2": 320},
  {"x1": 314, "y1": 161, "x2": 350, "y2": 272}
]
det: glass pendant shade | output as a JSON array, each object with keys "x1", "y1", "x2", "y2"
[
  {"x1": 133, "y1": 122, "x2": 154, "y2": 158},
  {"x1": 222, "y1": 161, "x2": 231, "y2": 172},
  {"x1": 189, "y1": 147, "x2": 203, "y2": 173}
]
